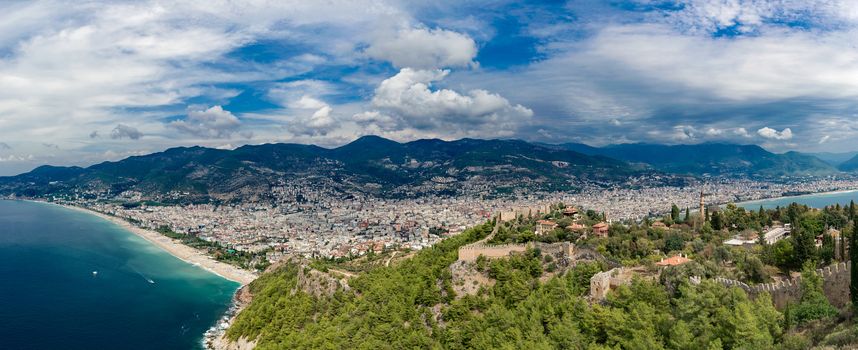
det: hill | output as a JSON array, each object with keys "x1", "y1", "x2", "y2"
[
  {"x1": 0, "y1": 136, "x2": 646, "y2": 202},
  {"x1": 557, "y1": 142, "x2": 837, "y2": 176},
  {"x1": 838, "y1": 154, "x2": 858, "y2": 172},
  {"x1": 806, "y1": 151, "x2": 858, "y2": 167}
]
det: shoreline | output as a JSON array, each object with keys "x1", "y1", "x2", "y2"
[
  {"x1": 731, "y1": 188, "x2": 858, "y2": 207},
  {"x1": 31, "y1": 200, "x2": 257, "y2": 286}
]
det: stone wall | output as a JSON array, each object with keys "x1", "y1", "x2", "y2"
[
  {"x1": 590, "y1": 267, "x2": 635, "y2": 300},
  {"x1": 457, "y1": 241, "x2": 575, "y2": 262},
  {"x1": 498, "y1": 204, "x2": 551, "y2": 222},
  {"x1": 713, "y1": 261, "x2": 851, "y2": 309},
  {"x1": 457, "y1": 243, "x2": 531, "y2": 262}
]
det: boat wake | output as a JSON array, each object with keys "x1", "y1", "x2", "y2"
[{"x1": 130, "y1": 265, "x2": 156, "y2": 284}]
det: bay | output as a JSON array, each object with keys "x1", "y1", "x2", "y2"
[
  {"x1": 0, "y1": 200, "x2": 238, "y2": 349},
  {"x1": 734, "y1": 190, "x2": 858, "y2": 210}
]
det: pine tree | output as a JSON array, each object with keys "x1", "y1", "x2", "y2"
[
  {"x1": 711, "y1": 212, "x2": 723, "y2": 231},
  {"x1": 671, "y1": 204, "x2": 680, "y2": 223},
  {"x1": 849, "y1": 200, "x2": 858, "y2": 220},
  {"x1": 684, "y1": 207, "x2": 690, "y2": 223}
]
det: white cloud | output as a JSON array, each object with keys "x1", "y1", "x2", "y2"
[
  {"x1": 649, "y1": 0, "x2": 858, "y2": 34},
  {"x1": 366, "y1": 27, "x2": 477, "y2": 69},
  {"x1": 704, "y1": 127, "x2": 723, "y2": 136},
  {"x1": 0, "y1": 0, "x2": 412, "y2": 170},
  {"x1": 819, "y1": 135, "x2": 831, "y2": 144},
  {"x1": 757, "y1": 127, "x2": 793, "y2": 140},
  {"x1": 110, "y1": 124, "x2": 143, "y2": 140},
  {"x1": 734, "y1": 127, "x2": 751, "y2": 138},
  {"x1": 359, "y1": 68, "x2": 532, "y2": 136},
  {"x1": 171, "y1": 106, "x2": 243, "y2": 139},
  {"x1": 0, "y1": 154, "x2": 33, "y2": 162}
]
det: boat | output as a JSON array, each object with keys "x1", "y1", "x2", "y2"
[{"x1": 92, "y1": 271, "x2": 98, "y2": 277}]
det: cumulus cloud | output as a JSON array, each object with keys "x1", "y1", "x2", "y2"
[
  {"x1": 110, "y1": 124, "x2": 143, "y2": 140},
  {"x1": 284, "y1": 99, "x2": 339, "y2": 136},
  {"x1": 263, "y1": 81, "x2": 341, "y2": 136},
  {"x1": 734, "y1": 128, "x2": 751, "y2": 138},
  {"x1": 0, "y1": 0, "x2": 411, "y2": 168},
  {"x1": 357, "y1": 68, "x2": 532, "y2": 136},
  {"x1": 170, "y1": 106, "x2": 243, "y2": 139},
  {"x1": 757, "y1": 127, "x2": 793, "y2": 140},
  {"x1": 366, "y1": 27, "x2": 477, "y2": 69}
]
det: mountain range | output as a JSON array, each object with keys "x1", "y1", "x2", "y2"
[
  {"x1": 806, "y1": 151, "x2": 858, "y2": 167},
  {"x1": 0, "y1": 136, "x2": 645, "y2": 202},
  {"x1": 1, "y1": 136, "x2": 852, "y2": 202},
  {"x1": 557, "y1": 142, "x2": 838, "y2": 176}
]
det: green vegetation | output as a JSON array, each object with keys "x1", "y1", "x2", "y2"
[
  {"x1": 225, "y1": 200, "x2": 858, "y2": 349},
  {"x1": 227, "y1": 241, "x2": 791, "y2": 349},
  {"x1": 226, "y1": 221, "x2": 495, "y2": 348},
  {"x1": 852, "y1": 202, "x2": 858, "y2": 311},
  {"x1": 787, "y1": 263, "x2": 838, "y2": 326}
]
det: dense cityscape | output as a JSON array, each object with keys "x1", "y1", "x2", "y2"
[{"x1": 15, "y1": 176, "x2": 858, "y2": 264}]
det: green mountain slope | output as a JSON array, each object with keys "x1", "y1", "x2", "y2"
[
  {"x1": 0, "y1": 136, "x2": 645, "y2": 201},
  {"x1": 838, "y1": 154, "x2": 858, "y2": 172},
  {"x1": 224, "y1": 221, "x2": 787, "y2": 349}
]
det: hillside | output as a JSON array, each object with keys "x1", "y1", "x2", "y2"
[
  {"x1": 222, "y1": 202, "x2": 858, "y2": 349},
  {"x1": 223, "y1": 221, "x2": 788, "y2": 349},
  {"x1": 839, "y1": 154, "x2": 858, "y2": 172},
  {"x1": 558, "y1": 142, "x2": 837, "y2": 176},
  {"x1": 806, "y1": 151, "x2": 858, "y2": 167},
  {"x1": 0, "y1": 136, "x2": 646, "y2": 202}
]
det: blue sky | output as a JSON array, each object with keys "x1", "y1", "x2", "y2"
[{"x1": 1, "y1": 0, "x2": 858, "y2": 175}]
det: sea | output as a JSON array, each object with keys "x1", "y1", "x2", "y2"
[
  {"x1": 0, "y1": 200, "x2": 239, "y2": 349},
  {"x1": 734, "y1": 190, "x2": 858, "y2": 210}
]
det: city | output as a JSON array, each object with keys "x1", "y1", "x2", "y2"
[{"x1": 19, "y1": 176, "x2": 858, "y2": 264}]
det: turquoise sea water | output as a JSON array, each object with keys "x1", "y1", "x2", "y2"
[
  {"x1": 0, "y1": 200, "x2": 238, "y2": 349},
  {"x1": 735, "y1": 190, "x2": 858, "y2": 210}
]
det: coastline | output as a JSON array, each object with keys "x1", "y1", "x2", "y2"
[
  {"x1": 34, "y1": 200, "x2": 258, "y2": 286},
  {"x1": 731, "y1": 188, "x2": 858, "y2": 208}
]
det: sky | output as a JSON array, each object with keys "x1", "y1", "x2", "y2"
[{"x1": 2, "y1": 0, "x2": 858, "y2": 175}]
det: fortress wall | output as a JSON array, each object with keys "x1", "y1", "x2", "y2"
[
  {"x1": 457, "y1": 243, "x2": 529, "y2": 262},
  {"x1": 820, "y1": 261, "x2": 851, "y2": 308},
  {"x1": 498, "y1": 204, "x2": 552, "y2": 223},
  {"x1": 457, "y1": 241, "x2": 575, "y2": 262},
  {"x1": 713, "y1": 261, "x2": 851, "y2": 310}
]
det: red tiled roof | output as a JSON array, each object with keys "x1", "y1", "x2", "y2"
[{"x1": 656, "y1": 255, "x2": 691, "y2": 266}]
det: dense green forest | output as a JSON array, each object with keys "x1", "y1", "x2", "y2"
[{"x1": 225, "y1": 209, "x2": 855, "y2": 349}]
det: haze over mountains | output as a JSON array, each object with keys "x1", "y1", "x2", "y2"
[
  {"x1": 2, "y1": 136, "x2": 854, "y2": 202},
  {"x1": 558, "y1": 142, "x2": 839, "y2": 176}
]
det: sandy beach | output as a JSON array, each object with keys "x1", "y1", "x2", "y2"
[{"x1": 50, "y1": 202, "x2": 258, "y2": 285}]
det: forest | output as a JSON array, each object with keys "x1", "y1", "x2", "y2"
[{"x1": 226, "y1": 200, "x2": 858, "y2": 348}]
